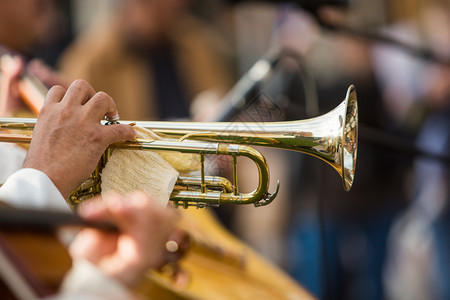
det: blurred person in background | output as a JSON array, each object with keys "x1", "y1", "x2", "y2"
[
  {"x1": 369, "y1": 0, "x2": 450, "y2": 299},
  {"x1": 290, "y1": 0, "x2": 449, "y2": 299},
  {"x1": 0, "y1": 0, "x2": 60, "y2": 57},
  {"x1": 223, "y1": 2, "x2": 401, "y2": 299},
  {"x1": 59, "y1": 0, "x2": 233, "y2": 121},
  {"x1": 288, "y1": 25, "x2": 403, "y2": 300},
  {"x1": 277, "y1": 2, "x2": 411, "y2": 299}
]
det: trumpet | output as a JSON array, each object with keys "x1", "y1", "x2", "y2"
[{"x1": 0, "y1": 85, "x2": 358, "y2": 208}]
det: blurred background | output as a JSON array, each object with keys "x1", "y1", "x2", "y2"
[{"x1": 2, "y1": 0, "x2": 449, "y2": 299}]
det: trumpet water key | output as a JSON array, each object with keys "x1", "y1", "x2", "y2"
[{"x1": 0, "y1": 85, "x2": 358, "y2": 208}]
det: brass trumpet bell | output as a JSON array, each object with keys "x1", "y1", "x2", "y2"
[
  {"x1": 0, "y1": 85, "x2": 358, "y2": 207},
  {"x1": 119, "y1": 84, "x2": 358, "y2": 192}
]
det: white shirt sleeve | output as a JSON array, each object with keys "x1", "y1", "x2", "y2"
[
  {"x1": 0, "y1": 143, "x2": 27, "y2": 181},
  {"x1": 45, "y1": 259, "x2": 138, "y2": 300},
  {"x1": 0, "y1": 168, "x2": 70, "y2": 212}
]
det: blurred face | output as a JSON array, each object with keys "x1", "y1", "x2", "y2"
[
  {"x1": 121, "y1": 0, "x2": 190, "y2": 45},
  {"x1": 0, "y1": 0, "x2": 57, "y2": 51}
]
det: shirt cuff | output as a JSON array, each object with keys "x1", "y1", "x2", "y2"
[
  {"x1": 58, "y1": 259, "x2": 137, "y2": 300},
  {"x1": 0, "y1": 168, "x2": 70, "y2": 212}
]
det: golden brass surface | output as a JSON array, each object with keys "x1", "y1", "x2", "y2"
[{"x1": 0, "y1": 85, "x2": 358, "y2": 208}]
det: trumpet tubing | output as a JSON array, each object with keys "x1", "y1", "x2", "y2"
[{"x1": 0, "y1": 86, "x2": 358, "y2": 207}]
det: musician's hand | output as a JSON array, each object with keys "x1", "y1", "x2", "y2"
[
  {"x1": 69, "y1": 191, "x2": 180, "y2": 288},
  {"x1": 22, "y1": 80, "x2": 136, "y2": 198},
  {"x1": 0, "y1": 55, "x2": 27, "y2": 116}
]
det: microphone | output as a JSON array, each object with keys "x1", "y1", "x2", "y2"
[{"x1": 215, "y1": 48, "x2": 284, "y2": 122}]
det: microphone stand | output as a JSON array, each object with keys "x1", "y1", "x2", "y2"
[{"x1": 215, "y1": 47, "x2": 319, "y2": 122}]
